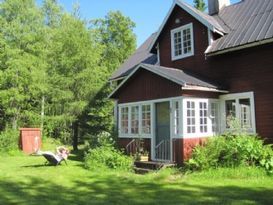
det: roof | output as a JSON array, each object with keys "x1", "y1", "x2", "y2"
[
  {"x1": 109, "y1": 63, "x2": 226, "y2": 98},
  {"x1": 110, "y1": 33, "x2": 157, "y2": 80},
  {"x1": 206, "y1": 0, "x2": 273, "y2": 54}
]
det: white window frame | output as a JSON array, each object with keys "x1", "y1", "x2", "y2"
[
  {"x1": 171, "y1": 100, "x2": 183, "y2": 138},
  {"x1": 183, "y1": 98, "x2": 219, "y2": 138},
  {"x1": 120, "y1": 106, "x2": 129, "y2": 134},
  {"x1": 141, "y1": 104, "x2": 152, "y2": 135},
  {"x1": 171, "y1": 23, "x2": 194, "y2": 61},
  {"x1": 210, "y1": 101, "x2": 220, "y2": 135},
  {"x1": 220, "y1": 92, "x2": 256, "y2": 133},
  {"x1": 118, "y1": 103, "x2": 153, "y2": 138}
]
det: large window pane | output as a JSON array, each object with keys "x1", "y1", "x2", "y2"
[
  {"x1": 186, "y1": 101, "x2": 195, "y2": 133},
  {"x1": 131, "y1": 106, "x2": 139, "y2": 134},
  {"x1": 225, "y1": 100, "x2": 236, "y2": 128},
  {"x1": 199, "y1": 102, "x2": 208, "y2": 133},
  {"x1": 142, "y1": 105, "x2": 151, "y2": 134},
  {"x1": 239, "y1": 99, "x2": 251, "y2": 129},
  {"x1": 211, "y1": 102, "x2": 219, "y2": 133},
  {"x1": 120, "y1": 107, "x2": 129, "y2": 134},
  {"x1": 173, "y1": 101, "x2": 179, "y2": 135}
]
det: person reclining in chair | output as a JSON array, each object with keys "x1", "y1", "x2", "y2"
[{"x1": 36, "y1": 146, "x2": 69, "y2": 166}]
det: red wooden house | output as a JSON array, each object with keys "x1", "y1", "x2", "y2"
[{"x1": 109, "y1": 0, "x2": 273, "y2": 165}]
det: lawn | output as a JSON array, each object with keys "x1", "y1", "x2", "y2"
[{"x1": 0, "y1": 150, "x2": 272, "y2": 205}]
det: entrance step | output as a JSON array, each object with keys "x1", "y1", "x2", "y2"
[{"x1": 134, "y1": 161, "x2": 176, "y2": 174}]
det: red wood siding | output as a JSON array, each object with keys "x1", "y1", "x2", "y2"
[
  {"x1": 182, "y1": 90, "x2": 220, "y2": 98},
  {"x1": 115, "y1": 69, "x2": 181, "y2": 103}
]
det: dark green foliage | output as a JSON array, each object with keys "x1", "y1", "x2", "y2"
[
  {"x1": 84, "y1": 132, "x2": 133, "y2": 171},
  {"x1": 0, "y1": 129, "x2": 19, "y2": 153},
  {"x1": 193, "y1": 0, "x2": 207, "y2": 12},
  {"x1": 80, "y1": 84, "x2": 114, "y2": 137},
  {"x1": 187, "y1": 135, "x2": 273, "y2": 173}
]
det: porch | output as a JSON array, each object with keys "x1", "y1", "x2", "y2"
[{"x1": 118, "y1": 92, "x2": 256, "y2": 166}]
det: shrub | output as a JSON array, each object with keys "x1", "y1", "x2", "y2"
[
  {"x1": 84, "y1": 144, "x2": 133, "y2": 171},
  {"x1": 187, "y1": 134, "x2": 273, "y2": 173},
  {"x1": 0, "y1": 129, "x2": 19, "y2": 153}
]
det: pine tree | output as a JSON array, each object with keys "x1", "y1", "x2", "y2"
[{"x1": 193, "y1": 0, "x2": 207, "y2": 12}]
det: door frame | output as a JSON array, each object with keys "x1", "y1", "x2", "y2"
[{"x1": 152, "y1": 100, "x2": 172, "y2": 162}]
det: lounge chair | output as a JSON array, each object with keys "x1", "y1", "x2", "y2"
[
  {"x1": 35, "y1": 147, "x2": 69, "y2": 166},
  {"x1": 41, "y1": 151, "x2": 67, "y2": 166}
]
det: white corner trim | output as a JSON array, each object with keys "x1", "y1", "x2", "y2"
[{"x1": 148, "y1": 0, "x2": 224, "y2": 53}]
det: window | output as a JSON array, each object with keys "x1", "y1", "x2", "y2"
[
  {"x1": 225, "y1": 100, "x2": 236, "y2": 128},
  {"x1": 210, "y1": 102, "x2": 219, "y2": 133},
  {"x1": 171, "y1": 23, "x2": 194, "y2": 60},
  {"x1": 173, "y1": 101, "x2": 180, "y2": 135},
  {"x1": 186, "y1": 101, "x2": 196, "y2": 133},
  {"x1": 142, "y1": 105, "x2": 151, "y2": 134},
  {"x1": 199, "y1": 102, "x2": 208, "y2": 133},
  {"x1": 240, "y1": 99, "x2": 251, "y2": 129},
  {"x1": 131, "y1": 106, "x2": 139, "y2": 134},
  {"x1": 119, "y1": 104, "x2": 152, "y2": 136},
  {"x1": 120, "y1": 107, "x2": 129, "y2": 134},
  {"x1": 221, "y1": 92, "x2": 255, "y2": 133},
  {"x1": 184, "y1": 99, "x2": 219, "y2": 137}
]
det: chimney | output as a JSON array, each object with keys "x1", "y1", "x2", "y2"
[{"x1": 208, "y1": 0, "x2": 230, "y2": 15}]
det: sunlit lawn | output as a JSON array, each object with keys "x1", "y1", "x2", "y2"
[{"x1": 0, "y1": 150, "x2": 272, "y2": 205}]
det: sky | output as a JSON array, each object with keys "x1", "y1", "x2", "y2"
[{"x1": 52, "y1": 0, "x2": 240, "y2": 47}]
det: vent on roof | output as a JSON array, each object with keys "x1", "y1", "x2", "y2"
[{"x1": 208, "y1": 0, "x2": 230, "y2": 15}]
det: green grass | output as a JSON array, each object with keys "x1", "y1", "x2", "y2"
[{"x1": 0, "y1": 148, "x2": 272, "y2": 205}]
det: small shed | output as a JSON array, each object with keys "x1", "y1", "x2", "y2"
[{"x1": 19, "y1": 128, "x2": 42, "y2": 154}]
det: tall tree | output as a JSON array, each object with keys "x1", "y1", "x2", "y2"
[
  {"x1": 80, "y1": 11, "x2": 137, "y2": 138},
  {"x1": 46, "y1": 9, "x2": 106, "y2": 149},
  {"x1": 91, "y1": 11, "x2": 137, "y2": 73},
  {"x1": 0, "y1": 0, "x2": 48, "y2": 130},
  {"x1": 193, "y1": 0, "x2": 207, "y2": 12}
]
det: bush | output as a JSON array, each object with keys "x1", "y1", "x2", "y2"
[
  {"x1": 84, "y1": 131, "x2": 133, "y2": 171},
  {"x1": 187, "y1": 134, "x2": 273, "y2": 173},
  {"x1": 84, "y1": 144, "x2": 133, "y2": 171},
  {"x1": 0, "y1": 129, "x2": 19, "y2": 153}
]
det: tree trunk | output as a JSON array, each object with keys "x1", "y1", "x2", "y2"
[
  {"x1": 72, "y1": 121, "x2": 79, "y2": 151},
  {"x1": 12, "y1": 116, "x2": 17, "y2": 130},
  {"x1": 41, "y1": 95, "x2": 45, "y2": 135}
]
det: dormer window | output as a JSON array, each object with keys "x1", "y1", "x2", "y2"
[{"x1": 171, "y1": 23, "x2": 194, "y2": 61}]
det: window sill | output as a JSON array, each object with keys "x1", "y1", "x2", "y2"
[{"x1": 171, "y1": 53, "x2": 194, "y2": 61}]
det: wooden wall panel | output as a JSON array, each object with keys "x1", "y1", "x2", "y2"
[{"x1": 115, "y1": 69, "x2": 181, "y2": 103}]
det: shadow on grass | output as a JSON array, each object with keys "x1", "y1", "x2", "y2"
[{"x1": 0, "y1": 173, "x2": 272, "y2": 205}]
